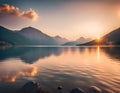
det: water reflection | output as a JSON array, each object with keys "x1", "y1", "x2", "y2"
[
  {"x1": 2, "y1": 46, "x2": 120, "y2": 64},
  {"x1": 101, "y1": 46, "x2": 120, "y2": 61},
  {"x1": 0, "y1": 59, "x2": 37, "y2": 82},
  {"x1": 0, "y1": 46, "x2": 120, "y2": 93},
  {"x1": 97, "y1": 46, "x2": 100, "y2": 60},
  {"x1": 0, "y1": 47, "x2": 69, "y2": 63}
]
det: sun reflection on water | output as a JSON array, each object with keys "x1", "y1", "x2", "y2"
[
  {"x1": 0, "y1": 47, "x2": 120, "y2": 93},
  {"x1": 97, "y1": 46, "x2": 100, "y2": 60}
]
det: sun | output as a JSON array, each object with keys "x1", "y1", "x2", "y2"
[
  {"x1": 97, "y1": 37, "x2": 100, "y2": 41},
  {"x1": 96, "y1": 36, "x2": 101, "y2": 44}
]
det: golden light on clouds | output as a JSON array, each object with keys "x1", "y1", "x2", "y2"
[
  {"x1": 1, "y1": 2, "x2": 120, "y2": 40},
  {"x1": 0, "y1": 4, "x2": 38, "y2": 20},
  {"x1": 22, "y1": 8, "x2": 38, "y2": 21}
]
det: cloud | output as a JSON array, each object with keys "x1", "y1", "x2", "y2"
[
  {"x1": 22, "y1": 8, "x2": 38, "y2": 20},
  {"x1": 0, "y1": 4, "x2": 38, "y2": 20}
]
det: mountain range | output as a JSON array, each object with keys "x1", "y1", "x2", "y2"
[
  {"x1": 18, "y1": 27, "x2": 58, "y2": 45},
  {"x1": 78, "y1": 27, "x2": 120, "y2": 45},
  {"x1": 63, "y1": 37, "x2": 91, "y2": 46},
  {"x1": 53, "y1": 35, "x2": 69, "y2": 44},
  {"x1": 0, "y1": 26, "x2": 31, "y2": 45},
  {"x1": 0, "y1": 26, "x2": 68, "y2": 45},
  {"x1": 1, "y1": 26, "x2": 120, "y2": 46},
  {"x1": 0, "y1": 26, "x2": 91, "y2": 45}
]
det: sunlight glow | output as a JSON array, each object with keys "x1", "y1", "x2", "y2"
[
  {"x1": 96, "y1": 36, "x2": 101, "y2": 44},
  {"x1": 97, "y1": 37, "x2": 100, "y2": 40}
]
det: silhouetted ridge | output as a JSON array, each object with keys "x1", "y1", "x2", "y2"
[
  {"x1": 20, "y1": 26, "x2": 43, "y2": 33},
  {"x1": 0, "y1": 26, "x2": 31, "y2": 45},
  {"x1": 64, "y1": 37, "x2": 91, "y2": 46},
  {"x1": 53, "y1": 35, "x2": 69, "y2": 44},
  {"x1": 0, "y1": 26, "x2": 59, "y2": 45},
  {"x1": 78, "y1": 27, "x2": 120, "y2": 45},
  {"x1": 19, "y1": 26, "x2": 58, "y2": 45}
]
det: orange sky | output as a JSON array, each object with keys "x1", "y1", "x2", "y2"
[{"x1": 0, "y1": 1, "x2": 120, "y2": 40}]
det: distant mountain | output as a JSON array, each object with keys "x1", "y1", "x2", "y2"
[
  {"x1": 18, "y1": 27, "x2": 58, "y2": 45},
  {"x1": 75, "y1": 37, "x2": 91, "y2": 44},
  {"x1": 64, "y1": 37, "x2": 91, "y2": 46},
  {"x1": 0, "y1": 26, "x2": 31, "y2": 45},
  {"x1": 63, "y1": 42, "x2": 76, "y2": 46},
  {"x1": 0, "y1": 26, "x2": 92, "y2": 46},
  {"x1": 78, "y1": 27, "x2": 120, "y2": 45},
  {"x1": 0, "y1": 26, "x2": 71, "y2": 45},
  {"x1": 53, "y1": 35, "x2": 69, "y2": 44}
]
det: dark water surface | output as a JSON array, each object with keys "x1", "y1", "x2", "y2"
[{"x1": 0, "y1": 46, "x2": 120, "y2": 93}]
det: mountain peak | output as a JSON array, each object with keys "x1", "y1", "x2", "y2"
[
  {"x1": 21, "y1": 26, "x2": 39, "y2": 31},
  {"x1": 20, "y1": 26, "x2": 44, "y2": 35},
  {"x1": 54, "y1": 35, "x2": 61, "y2": 38},
  {"x1": 78, "y1": 37, "x2": 85, "y2": 40},
  {"x1": 53, "y1": 35, "x2": 69, "y2": 44},
  {"x1": 26, "y1": 26, "x2": 35, "y2": 29}
]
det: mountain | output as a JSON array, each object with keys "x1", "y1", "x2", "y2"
[
  {"x1": 64, "y1": 37, "x2": 91, "y2": 46},
  {"x1": 78, "y1": 27, "x2": 120, "y2": 45},
  {"x1": 0, "y1": 26, "x2": 31, "y2": 45},
  {"x1": 75, "y1": 37, "x2": 91, "y2": 44},
  {"x1": 0, "y1": 26, "x2": 92, "y2": 46},
  {"x1": 53, "y1": 35, "x2": 69, "y2": 44},
  {"x1": 18, "y1": 27, "x2": 58, "y2": 45},
  {"x1": 1, "y1": 26, "x2": 72, "y2": 45}
]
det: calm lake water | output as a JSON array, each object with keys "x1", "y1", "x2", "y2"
[{"x1": 0, "y1": 46, "x2": 120, "y2": 93}]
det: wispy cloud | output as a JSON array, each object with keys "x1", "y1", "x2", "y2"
[{"x1": 0, "y1": 4, "x2": 38, "y2": 20}]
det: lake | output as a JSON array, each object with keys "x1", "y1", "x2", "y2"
[{"x1": 0, "y1": 46, "x2": 120, "y2": 93}]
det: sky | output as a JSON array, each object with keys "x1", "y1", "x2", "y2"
[{"x1": 0, "y1": 0, "x2": 120, "y2": 40}]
